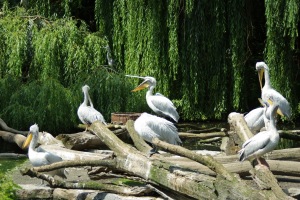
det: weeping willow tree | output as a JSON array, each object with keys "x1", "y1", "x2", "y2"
[
  {"x1": 265, "y1": 0, "x2": 300, "y2": 120},
  {"x1": 0, "y1": 3, "x2": 147, "y2": 134},
  {"x1": 0, "y1": 0, "x2": 299, "y2": 134}
]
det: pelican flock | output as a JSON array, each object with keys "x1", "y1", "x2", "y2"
[
  {"x1": 239, "y1": 97, "x2": 280, "y2": 167},
  {"x1": 134, "y1": 112, "x2": 182, "y2": 154},
  {"x1": 77, "y1": 85, "x2": 107, "y2": 131},
  {"x1": 126, "y1": 75, "x2": 180, "y2": 122},
  {"x1": 22, "y1": 124, "x2": 68, "y2": 184}
]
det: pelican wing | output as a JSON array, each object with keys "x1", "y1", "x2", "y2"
[
  {"x1": 262, "y1": 88, "x2": 291, "y2": 118},
  {"x1": 37, "y1": 147, "x2": 63, "y2": 163},
  {"x1": 134, "y1": 113, "x2": 181, "y2": 145},
  {"x1": 239, "y1": 131, "x2": 270, "y2": 162},
  {"x1": 78, "y1": 106, "x2": 107, "y2": 125},
  {"x1": 149, "y1": 93, "x2": 179, "y2": 122},
  {"x1": 244, "y1": 108, "x2": 264, "y2": 133}
]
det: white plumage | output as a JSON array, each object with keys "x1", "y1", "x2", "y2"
[
  {"x1": 256, "y1": 61, "x2": 291, "y2": 118},
  {"x1": 22, "y1": 124, "x2": 67, "y2": 184},
  {"x1": 134, "y1": 112, "x2": 182, "y2": 146},
  {"x1": 238, "y1": 100, "x2": 280, "y2": 167},
  {"x1": 126, "y1": 75, "x2": 180, "y2": 122},
  {"x1": 244, "y1": 105, "x2": 271, "y2": 134},
  {"x1": 77, "y1": 85, "x2": 106, "y2": 132}
]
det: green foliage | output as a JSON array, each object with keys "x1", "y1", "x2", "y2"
[
  {"x1": 1, "y1": 78, "x2": 78, "y2": 134},
  {"x1": 0, "y1": 0, "x2": 300, "y2": 132},
  {"x1": 265, "y1": 0, "x2": 300, "y2": 119},
  {"x1": 0, "y1": 173, "x2": 21, "y2": 200}
]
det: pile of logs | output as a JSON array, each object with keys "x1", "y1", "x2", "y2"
[{"x1": 1, "y1": 114, "x2": 300, "y2": 199}]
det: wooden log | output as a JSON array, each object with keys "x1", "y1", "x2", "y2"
[
  {"x1": 90, "y1": 121, "x2": 219, "y2": 199},
  {"x1": 186, "y1": 127, "x2": 219, "y2": 133},
  {"x1": 178, "y1": 131, "x2": 228, "y2": 139},
  {"x1": 57, "y1": 130, "x2": 133, "y2": 151},
  {"x1": 0, "y1": 118, "x2": 28, "y2": 135},
  {"x1": 279, "y1": 131, "x2": 300, "y2": 141},
  {"x1": 20, "y1": 167, "x2": 152, "y2": 196},
  {"x1": 215, "y1": 147, "x2": 300, "y2": 164},
  {"x1": 151, "y1": 138, "x2": 267, "y2": 199},
  {"x1": 228, "y1": 112, "x2": 253, "y2": 141},
  {"x1": 0, "y1": 131, "x2": 27, "y2": 151},
  {"x1": 57, "y1": 132, "x2": 106, "y2": 150}
]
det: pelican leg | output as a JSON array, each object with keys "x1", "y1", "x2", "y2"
[
  {"x1": 84, "y1": 123, "x2": 90, "y2": 132},
  {"x1": 256, "y1": 157, "x2": 269, "y2": 168},
  {"x1": 148, "y1": 145, "x2": 159, "y2": 157}
]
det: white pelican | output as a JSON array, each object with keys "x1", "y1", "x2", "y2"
[
  {"x1": 256, "y1": 61, "x2": 291, "y2": 118},
  {"x1": 77, "y1": 85, "x2": 107, "y2": 132},
  {"x1": 244, "y1": 105, "x2": 271, "y2": 134},
  {"x1": 126, "y1": 75, "x2": 180, "y2": 122},
  {"x1": 134, "y1": 112, "x2": 182, "y2": 154},
  {"x1": 238, "y1": 97, "x2": 280, "y2": 167},
  {"x1": 22, "y1": 124, "x2": 68, "y2": 184}
]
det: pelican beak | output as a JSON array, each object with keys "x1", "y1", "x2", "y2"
[
  {"x1": 257, "y1": 69, "x2": 264, "y2": 90},
  {"x1": 268, "y1": 99, "x2": 284, "y2": 116},
  {"x1": 22, "y1": 133, "x2": 33, "y2": 149},
  {"x1": 132, "y1": 80, "x2": 150, "y2": 91}
]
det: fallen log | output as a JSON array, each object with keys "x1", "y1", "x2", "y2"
[
  {"x1": 178, "y1": 131, "x2": 228, "y2": 139},
  {"x1": 187, "y1": 127, "x2": 219, "y2": 133},
  {"x1": 57, "y1": 132, "x2": 106, "y2": 150},
  {"x1": 0, "y1": 118, "x2": 28, "y2": 135},
  {"x1": 57, "y1": 130, "x2": 133, "y2": 151},
  {"x1": 0, "y1": 131, "x2": 28, "y2": 151},
  {"x1": 215, "y1": 147, "x2": 300, "y2": 164},
  {"x1": 20, "y1": 168, "x2": 152, "y2": 196}
]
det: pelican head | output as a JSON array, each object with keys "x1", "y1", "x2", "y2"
[
  {"x1": 102, "y1": 46, "x2": 111, "y2": 51},
  {"x1": 82, "y1": 85, "x2": 90, "y2": 93},
  {"x1": 22, "y1": 124, "x2": 39, "y2": 149},
  {"x1": 125, "y1": 75, "x2": 157, "y2": 91},
  {"x1": 256, "y1": 62, "x2": 269, "y2": 90}
]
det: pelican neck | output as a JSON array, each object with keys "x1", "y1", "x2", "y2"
[
  {"x1": 82, "y1": 90, "x2": 89, "y2": 106},
  {"x1": 29, "y1": 133, "x2": 38, "y2": 152},
  {"x1": 263, "y1": 68, "x2": 271, "y2": 88}
]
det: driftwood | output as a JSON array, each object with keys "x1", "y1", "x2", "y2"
[
  {"x1": 214, "y1": 147, "x2": 300, "y2": 164},
  {"x1": 178, "y1": 131, "x2": 228, "y2": 139},
  {"x1": 18, "y1": 117, "x2": 298, "y2": 199},
  {"x1": 0, "y1": 131, "x2": 28, "y2": 151},
  {"x1": 228, "y1": 112, "x2": 294, "y2": 200},
  {"x1": 57, "y1": 132, "x2": 106, "y2": 150},
  {"x1": 0, "y1": 118, "x2": 28, "y2": 135}
]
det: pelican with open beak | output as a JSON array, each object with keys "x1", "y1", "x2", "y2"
[
  {"x1": 256, "y1": 62, "x2": 291, "y2": 118},
  {"x1": 126, "y1": 75, "x2": 179, "y2": 123}
]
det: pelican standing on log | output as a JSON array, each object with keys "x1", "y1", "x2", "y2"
[
  {"x1": 238, "y1": 97, "x2": 280, "y2": 168},
  {"x1": 126, "y1": 75, "x2": 180, "y2": 122},
  {"x1": 134, "y1": 112, "x2": 182, "y2": 154},
  {"x1": 256, "y1": 61, "x2": 291, "y2": 118},
  {"x1": 22, "y1": 124, "x2": 68, "y2": 185},
  {"x1": 77, "y1": 85, "x2": 107, "y2": 132}
]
